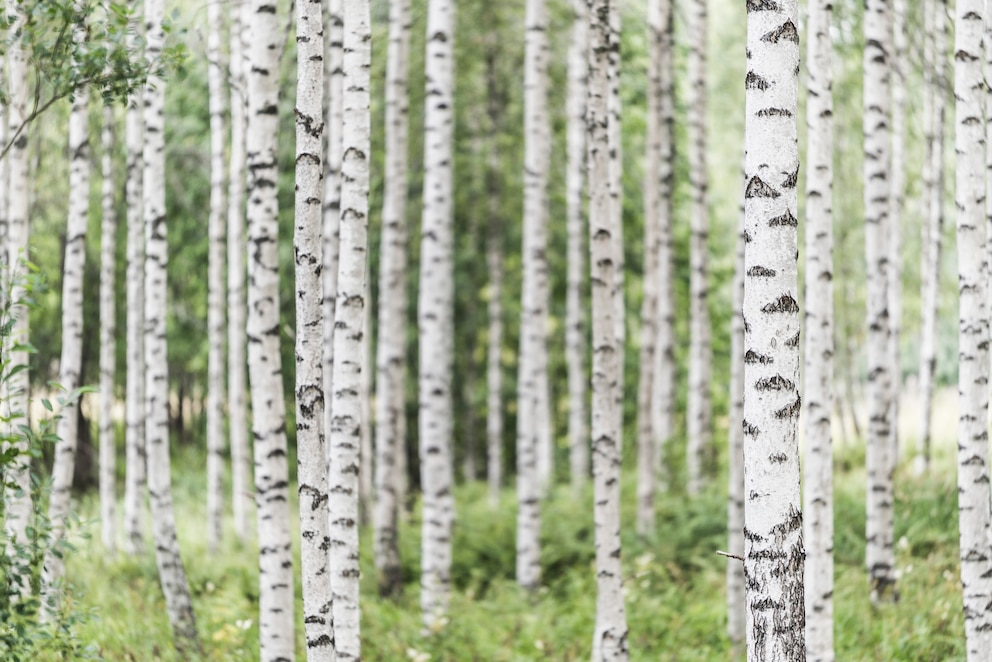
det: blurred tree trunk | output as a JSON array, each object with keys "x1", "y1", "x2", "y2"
[
  {"x1": 516, "y1": 0, "x2": 549, "y2": 590},
  {"x1": 804, "y1": 0, "x2": 835, "y2": 653},
  {"x1": 608, "y1": 0, "x2": 624, "y2": 459},
  {"x1": 953, "y1": 0, "x2": 992, "y2": 654},
  {"x1": 888, "y1": 0, "x2": 906, "y2": 467},
  {"x1": 565, "y1": 0, "x2": 588, "y2": 493},
  {"x1": 864, "y1": 0, "x2": 896, "y2": 604},
  {"x1": 246, "y1": 0, "x2": 295, "y2": 653},
  {"x1": 205, "y1": 0, "x2": 227, "y2": 554},
  {"x1": 294, "y1": 0, "x2": 333, "y2": 652},
  {"x1": 419, "y1": 0, "x2": 456, "y2": 631},
  {"x1": 686, "y1": 0, "x2": 711, "y2": 495},
  {"x1": 99, "y1": 105, "x2": 118, "y2": 556},
  {"x1": 589, "y1": 0, "x2": 629, "y2": 657},
  {"x1": 726, "y1": 163, "x2": 744, "y2": 646},
  {"x1": 144, "y1": 0, "x2": 199, "y2": 646},
  {"x1": 374, "y1": 0, "x2": 410, "y2": 589}
]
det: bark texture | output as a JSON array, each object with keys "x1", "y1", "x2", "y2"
[
  {"x1": 373, "y1": 0, "x2": 410, "y2": 597},
  {"x1": 742, "y1": 0, "x2": 805, "y2": 658},
  {"x1": 99, "y1": 105, "x2": 118, "y2": 555},
  {"x1": 589, "y1": 0, "x2": 628, "y2": 657},
  {"x1": 246, "y1": 0, "x2": 295, "y2": 654},
  {"x1": 888, "y1": 0, "x2": 906, "y2": 467}
]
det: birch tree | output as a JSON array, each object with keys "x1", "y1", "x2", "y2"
[
  {"x1": 246, "y1": 0, "x2": 295, "y2": 653},
  {"x1": 294, "y1": 0, "x2": 333, "y2": 653},
  {"x1": 565, "y1": 0, "x2": 588, "y2": 491},
  {"x1": 954, "y1": 0, "x2": 992, "y2": 653},
  {"x1": 804, "y1": 0, "x2": 834, "y2": 652},
  {"x1": 206, "y1": 0, "x2": 228, "y2": 553},
  {"x1": 516, "y1": 0, "x2": 549, "y2": 590},
  {"x1": 888, "y1": 0, "x2": 906, "y2": 465},
  {"x1": 99, "y1": 104, "x2": 117, "y2": 555},
  {"x1": 864, "y1": 0, "x2": 896, "y2": 603},
  {"x1": 144, "y1": 0, "x2": 198, "y2": 645},
  {"x1": 419, "y1": 0, "x2": 456, "y2": 629},
  {"x1": 328, "y1": 0, "x2": 372, "y2": 654},
  {"x1": 742, "y1": 0, "x2": 804, "y2": 657},
  {"x1": 589, "y1": 0, "x2": 628, "y2": 656},
  {"x1": 726, "y1": 169, "x2": 745, "y2": 645},
  {"x1": 608, "y1": 0, "x2": 624, "y2": 458},
  {"x1": 686, "y1": 0, "x2": 711, "y2": 495},
  {"x1": 227, "y1": 0, "x2": 251, "y2": 541},
  {"x1": 373, "y1": 0, "x2": 411, "y2": 597}
]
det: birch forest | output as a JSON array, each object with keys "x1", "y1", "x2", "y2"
[{"x1": 3, "y1": 0, "x2": 992, "y2": 658}]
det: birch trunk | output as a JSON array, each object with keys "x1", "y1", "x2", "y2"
[
  {"x1": 144, "y1": 0, "x2": 198, "y2": 645},
  {"x1": 246, "y1": 0, "x2": 295, "y2": 653},
  {"x1": 123, "y1": 7, "x2": 146, "y2": 554},
  {"x1": 742, "y1": 0, "x2": 805, "y2": 657},
  {"x1": 608, "y1": 0, "x2": 624, "y2": 459},
  {"x1": 419, "y1": 0, "x2": 456, "y2": 629},
  {"x1": 916, "y1": 0, "x2": 946, "y2": 475},
  {"x1": 954, "y1": 1, "x2": 992, "y2": 653},
  {"x1": 45, "y1": 36, "x2": 90, "y2": 590},
  {"x1": 359, "y1": 280, "x2": 373, "y2": 519},
  {"x1": 565, "y1": 0, "x2": 588, "y2": 492},
  {"x1": 650, "y1": 0, "x2": 675, "y2": 493},
  {"x1": 206, "y1": 0, "x2": 228, "y2": 554},
  {"x1": 888, "y1": 0, "x2": 906, "y2": 467},
  {"x1": 373, "y1": 0, "x2": 410, "y2": 597},
  {"x1": 589, "y1": 0, "x2": 628, "y2": 657},
  {"x1": 3, "y1": 0, "x2": 31, "y2": 550},
  {"x1": 864, "y1": 0, "x2": 896, "y2": 603},
  {"x1": 686, "y1": 0, "x2": 711, "y2": 496},
  {"x1": 227, "y1": 0, "x2": 252, "y2": 541},
  {"x1": 516, "y1": 0, "x2": 549, "y2": 589},
  {"x1": 804, "y1": 0, "x2": 834, "y2": 653},
  {"x1": 294, "y1": 0, "x2": 333, "y2": 653},
  {"x1": 99, "y1": 105, "x2": 118, "y2": 555}
]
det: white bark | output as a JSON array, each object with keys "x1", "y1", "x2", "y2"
[
  {"x1": 329, "y1": 0, "x2": 371, "y2": 655},
  {"x1": 916, "y1": 0, "x2": 946, "y2": 476},
  {"x1": 804, "y1": 0, "x2": 834, "y2": 654},
  {"x1": 686, "y1": 0, "x2": 711, "y2": 496},
  {"x1": 888, "y1": 0, "x2": 906, "y2": 467},
  {"x1": 294, "y1": 0, "x2": 333, "y2": 653},
  {"x1": 246, "y1": 0, "x2": 295, "y2": 654},
  {"x1": 742, "y1": 0, "x2": 804, "y2": 658},
  {"x1": 360, "y1": 284, "x2": 373, "y2": 517},
  {"x1": 123, "y1": 5, "x2": 146, "y2": 554},
  {"x1": 419, "y1": 0, "x2": 456, "y2": 630},
  {"x1": 954, "y1": 1, "x2": 992, "y2": 654},
  {"x1": 864, "y1": 0, "x2": 896, "y2": 603},
  {"x1": 206, "y1": 0, "x2": 228, "y2": 554},
  {"x1": 45, "y1": 32, "x2": 90, "y2": 591},
  {"x1": 227, "y1": 0, "x2": 252, "y2": 541},
  {"x1": 144, "y1": 0, "x2": 198, "y2": 645},
  {"x1": 565, "y1": 0, "x2": 588, "y2": 492},
  {"x1": 608, "y1": 0, "x2": 624, "y2": 459},
  {"x1": 516, "y1": 0, "x2": 549, "y2": 590},
  {"x1": 589, "y1": 0, "x2": 628, "y2": 657},
  {"x1": 99, "y1": 105, "x2": 118, "y2": 555},
  {"x1": 373, "y1": 0, "x2": 410, "y2": 597}
]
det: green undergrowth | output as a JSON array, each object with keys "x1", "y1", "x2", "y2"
[{"x1": 48, "y1": 441, "x2": 964, "y2": 661}]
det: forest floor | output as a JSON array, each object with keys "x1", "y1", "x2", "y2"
[{"x1": 47, "y1": 390, "x2": 963, "y2": 661}]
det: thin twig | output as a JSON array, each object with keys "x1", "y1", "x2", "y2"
[{"x1": 716, "y1": 550, "x2": 744, "y2": 562}]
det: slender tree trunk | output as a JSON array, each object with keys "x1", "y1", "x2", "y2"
[
  {"x1": 864, "y1": 0, "x2": 896, "y2": 604},
  {"x1": 144, "y1": 0, "x2": 199, "y2": 646},
  {"x1": 516, "y1": 0, "x2": 549, "y2": 589},
  {"x1": 44, "y1": 29, "x2": 90, "y2": 591},
  {"x1": 804, "y1": 0, "x2": 834, "y2": 653},
  {"x1": 686, "y1": 0, "x2": 711, "y2": 495},
  {"x1": 360, "y1": 285, "x2": 373, "y2": 519},
  {"x1": 608, "y1": 0, "x2": 624, "y2": 459},
  {"x1": 419, "y1": 0, "x2": 455, "y2": 630},
  {"x1": 123, "y1": 4, "x2": 146, "y2": 554},
  {"x1": 565, "y1": 0, "x2": 588, "y2": 492},
  {"x1": 954, "y1": 1, "x2": 992, "y2": 654},
  {"x1": 373, "y1": 0, "x2": 410, "y2": 597},
  {"x1": 742, "y1": 0, "x2": 804, "y2": 658},
  {"x1": 650, "y1": 0, "x2": 675, "y2": 494},
  {"x1": 206, "y1": 0, "x2": 228, "y2": 554},
  {"x1": 916, "y1": 0, "x2": 946, "y2": 476},
  {"x1": 589, "y1": 0, "x2": 628, "y2": 657},
  {"x1": 99, "y1": 105, "x2": 118, "y2": 555},
  {"x1": 294, "y1": 0, "x2": 333, "y2": 653},
  {"x1": 246, "y1": 0, "x2": 295, "y2": 654},
  {"x1": 227, "y1": 0, "x2": 252, "y2": 541},
  {"x1": 888, "y1": 0, "x2": 906, "y2": 467}
]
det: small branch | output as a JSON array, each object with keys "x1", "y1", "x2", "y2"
[{"x1": 716, "y1": 550, "x2": 744, "y2": 562}]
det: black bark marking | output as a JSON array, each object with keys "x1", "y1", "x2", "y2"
[
  {"x1": 745, "y1": 175, "x2": 779, "y2": 198},
  {"x1": 768, "y1": 209, "x2": 798, "y2": 227},
  {"x1": 761, "y1": 293, "x2": 799, "y2": 314}
]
